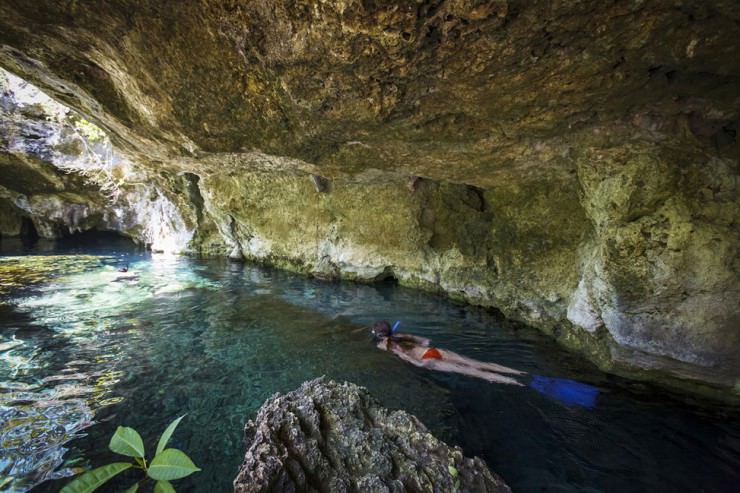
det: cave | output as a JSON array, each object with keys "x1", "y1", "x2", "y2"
[
  {"x1": 0, "y1": 1, "x2": 737, "y2": 492},
  {"x1": 56, "y1": 228, "x2": 136, "y2": 247},
  {"x1": 19, "y1": 216, "x2": 38, "y2": 245}
]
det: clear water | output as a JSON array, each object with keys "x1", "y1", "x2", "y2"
[{"x1": 1, "y1": 238, "x2": 738, "y2": 493}]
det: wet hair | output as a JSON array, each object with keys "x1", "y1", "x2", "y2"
[{"x1": 371, "y1": 320, "x2": 392, "y2": 338}]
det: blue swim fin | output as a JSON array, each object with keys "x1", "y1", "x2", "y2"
[
  {"x1": 391, "y1": 320, "x2": 401, "y2": 334},
  {"x1": 529, "y1": 375, "x2": 599, "y2": 409}
]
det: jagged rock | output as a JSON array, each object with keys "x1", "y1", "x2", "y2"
[
  {"x1": 229, "y1": 245, "x2": 246, "y2": 262},
  {"x1": 234, "y1": 378, "x2": 510, "y2": 493},
  {"x1": 309, "y1": 174, "x2": 331, "y2": 193}
]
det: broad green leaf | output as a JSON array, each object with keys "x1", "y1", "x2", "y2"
[
  {"x1": 156, "y1": 415, "x2": 185, "y2": 456},
  {"x1": 60, "y1": 462, "x2": 132, "y2": 493},
  {"x1": 154, "y1": 480, "x2": 176, "y2": 493},
  {"x1": 123, "y1": 483, "x2": 139, "y2": 493},
  {"x1": 448, "y1": 465, "x2": 459, "y2": 477},
  {"x1": 148, "y1": 448, "x2": 201, "y2": 481},
  {"x1": 109, "y1": 426, "x2": 145, "y2": 458}
]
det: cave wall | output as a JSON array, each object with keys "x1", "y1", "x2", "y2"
[
  {"x1": 0, "y1": 0, "x2": 738, "y2": 396},
  {"x1": 191, "y1": 134, "x2": 738, "y2": 393},
  {"x1": 572, "y1": 135, "x2": 739, "y2": 385},
  {"x1": 0, "y1": 197, "x2": 23, "y2": 236},
  {"x1": 0, "y1": 68, "x2": 201, "y2": 251},
  {"x1": 1, "y1": 1, "x2": 738, "y2": 176},
  {"x1": 0, "y1": 68, "x2": 113, "y2": 239}
]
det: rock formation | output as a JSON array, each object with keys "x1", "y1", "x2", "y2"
[
  {"x1": 234, "y1": 377, "x2": 511, "y2": 493},
  {"x1": 0, "y1": 68, "x2": 201, "y2": 252},
  {"x1": 0, "y1": 1, "x2": 737, "y2": 397}
]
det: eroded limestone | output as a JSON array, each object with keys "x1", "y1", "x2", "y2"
[{"x1": 234, "y1": 377, "x2": 511, "y2": 493}]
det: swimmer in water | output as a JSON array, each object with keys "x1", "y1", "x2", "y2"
[
  {"x1": 112, "y1": 264, "x2": 138, "y2": 282},
  {"x1": 371, "y1": 320, "x2": 526, "y2": 385}
]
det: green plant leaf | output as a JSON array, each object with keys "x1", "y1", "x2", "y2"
[
  {"x1": 148, "y1": 448, "x2": 201, "y2": 481},
  {"x1": 60, "y1": 462, "x2": 132, "y2": 493},
  {"x1": 123, "y1": 483, "x2": 139, "y2": 493},
  {"x1": 156, "y1": 415, "x2": 185, "y2": 456},
  {"x1": 109, "y1": 426, "x2": 145, "y2": 458},
  {"x1": 154, "y1": 480, "x2": 176, "y2": 493}
]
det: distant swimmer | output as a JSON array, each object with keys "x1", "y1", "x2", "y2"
[
  {"x1": 112, "y1": 264, "x2": 138, "y2": 282},
  {"x1": 371, "y1": 320, "x2": 600, "y2": 408}
]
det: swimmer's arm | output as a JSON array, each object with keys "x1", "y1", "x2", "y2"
[
  {"x1": 393, "y1": 334, "x2": 431, "y2": 346},
  {"x1": 390, "y1": 346, "x2": 428, "y2": 368},
  {"x1": 377, "y1": 339, "x2": 427, "y2": 367}
]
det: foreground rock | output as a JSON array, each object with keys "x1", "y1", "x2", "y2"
[{"x1": 234, "y1": 378, "x2": 510, "y2": 493}]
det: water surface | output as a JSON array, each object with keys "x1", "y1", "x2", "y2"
[{"x1": 1, "y1": 239, "x2": 738, "y2": 492}]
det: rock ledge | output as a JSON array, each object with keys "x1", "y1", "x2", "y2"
[{"x1": 234, "y1": 377, "x2": 510, "y2": 493}]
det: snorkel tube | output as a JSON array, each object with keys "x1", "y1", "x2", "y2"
[{"x1": 380, "y1": 320, "x2": 401, "y2": 350}]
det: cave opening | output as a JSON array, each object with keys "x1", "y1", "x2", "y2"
[
  {"x1": 55, "y1": 228, "x2": 138, "y2": 250},
  {"x1": 373, "y1": 266, "x2": 399, "y2": 285},
  {"x1": 19, "y1": 217, "x2": 39, "y2": 246},
  {"x1": 1, "y1": 67, "x2": 191, "y2": 254}
]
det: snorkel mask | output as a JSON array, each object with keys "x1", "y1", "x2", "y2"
[
  {"x1": 370, "y1": 320, "x2": 401, "y2": 339},
  {"x1": 371, "y1": 321, "x2": 391, "y2": 339}
]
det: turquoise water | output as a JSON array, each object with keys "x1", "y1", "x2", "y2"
[{"x1": 1, "y1": 238, "x2": 738, "y2": 492}]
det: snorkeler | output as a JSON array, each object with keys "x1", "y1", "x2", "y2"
[
  {"x1": 371, "y1": 320, "x2": 525, "y2": 385},
  {"x1": 112, "y1": 264, "x2": 138, "y2": 282},
  {"x1": 371, "y1": 320, "x2": 600, "y2": 407}
]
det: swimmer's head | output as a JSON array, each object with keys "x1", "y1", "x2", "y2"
[{"x1": 371, "y1": 320, "x2": 392, "y2": 339}]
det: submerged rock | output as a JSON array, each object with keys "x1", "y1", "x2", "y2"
[{"x1": 234, "y1": 378, "x2": 510, "y2": 493}]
